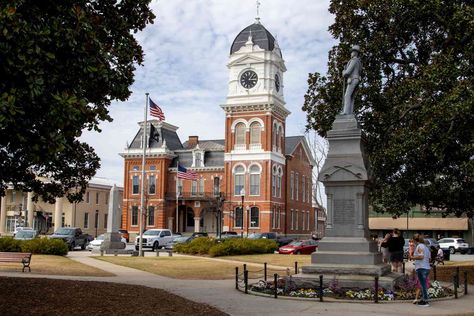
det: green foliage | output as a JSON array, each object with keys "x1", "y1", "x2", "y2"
[
  {"x1": 0, "y1": 237, "x2": 68, "y2": 255},
  {"x1": 174, "y1": 238, "x2": 278, "y2": 257},
  {"x1": 302, "y1": 0, "x2": 474, "y2": 217},
  {"x1": 0, "y1": 237, "x2": 22, "y2": 252},
  {"x1": 208, "y1": 239, "x2": 278, "y2": 257},
  {"x1": 0, "y1": 1, "x2": 155, "y2": 202},
  {"x1": 21, "y1": 238, "x2": 68, "y2": 256},
  {"x1": 174, "y1": 237, "x2": 217, "y2": 255}
]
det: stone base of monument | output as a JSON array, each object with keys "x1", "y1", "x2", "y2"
[
  {"x1": 291, "y1": 270, "x2": 404, "y2": 290},
  {"x1": 294, "y1": 237, "x2": 404, "y2": 290},
  {"x1": 100, "y1": 232, "x2": 126, "y2": 250}
]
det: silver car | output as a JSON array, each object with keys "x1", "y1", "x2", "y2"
[{"x1": 13, "y1": 230, "x2": 38, "y2": 240}]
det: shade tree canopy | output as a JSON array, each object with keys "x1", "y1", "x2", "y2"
[
  {"x1": 0, "y1": 1, "x2": 155, "y2": 202},
  {"x1": 302, "y1": 0, "x2": 473, "y2": 217}
]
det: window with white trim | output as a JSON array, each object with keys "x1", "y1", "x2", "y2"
[
  {"x1": 249, "y1": 165, "x2": 260, "y2": 196},
  {"x1": 191, "y1": 180, "x2": 197, "y2": 196},
  {"x1": 295, "y1": 209, "x2": 299, "y2": 230},
  {"x1": 234, "y1": 166, "x2": 245, "y2": 196},
  {"x1": 199, "y1": 177, "x2": 204, "y2": 195},
  {"x1": 235, "y1": 207, "x2": 243, "y2": 228},
  {"x1": 149, "y1": 175, "x2": 156, "y2": 194},
  {"x1": 235, "y1": 123, "x2": 246, "y2": 146},
  {"x1": 132, "y1": 175, "x2": 139, "y2": 194},
  {"x1": 307, "y1": 211, "x2": 310, "y2": 231},
  {"x1": 194, "y1": 152, "x2": 203, "y2": 167},
  {"x1": 302, "y1": 176, "x2": 306, "y2": 203},
  {"x1": 148, "y1": 206, "x2": 155, "y2": 226},
  {"x1": 84, "y1": 212, "x2": 89, "y2": 229},
  {"x1": 250, "y1": 207, "x2": 259, "y2": 227},
  {"x1": 295, "y1": 173, "x2": 299, "y2": 201},
  {"x1": 290, "y1": 172, "x2": 294, "y2": 200},
  {"x1": 250, "y1": 122, "x2": 261, "y2": 144},
  {"x1": 277, "y1": 207, "x2": 281, "y2": 228},
  {"x1": 131, "y1": 206, "x2": 138, "y2": 226}
]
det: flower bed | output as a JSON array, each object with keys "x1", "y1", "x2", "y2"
[{"x1": 249, "y1": 274, "x2": 453, "y2": 301}]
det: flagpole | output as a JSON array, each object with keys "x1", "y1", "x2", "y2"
[
  {"x1": 176, "y1": 159, "x2": 179, "y2": 233},
  {"x1": 139, "y1": 93, "x2": 149, "y2": 257}
]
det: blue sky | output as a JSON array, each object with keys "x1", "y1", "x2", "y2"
[{"x1": 81, "y1": 0, "x2": 335, "y2": 184}]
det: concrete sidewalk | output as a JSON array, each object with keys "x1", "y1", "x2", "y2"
[{"x1": 1, "y1": 252, "x2": 473, "y2": 316}]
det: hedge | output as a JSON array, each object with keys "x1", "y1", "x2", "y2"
[
  {"x1": 0, "y1": 237, "x2": 68, "y2": 256},
  {"x1": 174, "y1": 237, "x2": 278, "y2": 257}
]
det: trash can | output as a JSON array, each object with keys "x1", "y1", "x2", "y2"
[{"x1": 442, "y1": 249, "x2": 450, "y2": 261}]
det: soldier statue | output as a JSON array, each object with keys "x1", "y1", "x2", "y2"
[{"x1": 342, "y1": 45, "x2": 362, "y2": 115}]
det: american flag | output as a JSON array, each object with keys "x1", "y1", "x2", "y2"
[
  {"x1": 177, "y1": 164, "x2": 198, "y2": 180},
  {"x1": 149, "y1": 98, "x2": 165, "y2": 121}
]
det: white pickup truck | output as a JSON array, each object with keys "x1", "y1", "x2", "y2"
[{"x1": 135, "y1": 229, "x2": 174, "y2": 251}]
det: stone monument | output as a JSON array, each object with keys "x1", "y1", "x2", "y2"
[
  {"x1": 295, "y1": 45, "x2": 401, "y2": 289},
  {"x1": 100, "y1": 184, "x2": 126, "y2": 251}
]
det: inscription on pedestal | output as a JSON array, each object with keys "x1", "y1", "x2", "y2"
[{"x1": 333, "y1": 199, "x2": 355, "y2": 224}]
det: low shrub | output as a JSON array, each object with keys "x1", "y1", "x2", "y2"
[
  {"x1": 0, "y1": 237, "x2": 22, "y2": 252},
  {"x1": 0, "y1": 237, "x2": 68, "y2": 256},
  {"x1": 174, "y1": 237, "x2": 217, "y2": 255},
  {"x1": 21, "y1": 238, "x2": 68, "y2": 256},
  {"x1": 208, "y1": 238, "x2": 278, "y2": 257}
]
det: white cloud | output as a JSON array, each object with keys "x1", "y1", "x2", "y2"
[{"x1": 81, "y1": 0, "x2": 335, "y2": 183}]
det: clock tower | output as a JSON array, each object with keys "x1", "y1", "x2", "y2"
[{"x1": 221, "y1": 20, "x2": 290, "y2": 234}]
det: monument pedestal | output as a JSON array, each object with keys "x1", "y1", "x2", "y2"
[
  {"x1": 100, "y1": 232, "x2": 126, "y2": 251},
  {"x1": 296, "y1": 114, "x2": 402, "y2": 289}
]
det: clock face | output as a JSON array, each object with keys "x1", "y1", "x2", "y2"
[
  {"x1": 275, "y1": 74, "x2": 280, "y2": 92},
  {"x1": 240, "y1": 70, "x2": 258, "y2": 89}
]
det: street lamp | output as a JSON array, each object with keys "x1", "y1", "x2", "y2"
[
  {"x1": 240, "y1": 188, "x2": 246, "y2": 237},
  {"x1": 95, "y1": 210, "x2": 99, "y2": 237}
]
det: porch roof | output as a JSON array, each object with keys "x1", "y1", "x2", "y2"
[{"x1": 369, "y1": 217, "x2": 469, "y2": 231}]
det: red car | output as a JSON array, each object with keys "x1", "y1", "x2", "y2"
[{"x1": 278, "y1": 239, "x2": 318, "y2": 254}]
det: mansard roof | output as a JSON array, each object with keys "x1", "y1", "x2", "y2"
[{"x1": 128, "y1": 120, "x2": 183, "y2": 151}]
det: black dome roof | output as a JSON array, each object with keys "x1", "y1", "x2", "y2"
[{"x1": 230, "y1": 23, "x2": 278, "y2": 55}]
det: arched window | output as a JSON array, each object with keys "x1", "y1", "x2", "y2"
[
  {"x1": 272, "y1": 123, "x2": 278, "y2": 150},
  {"x1": 272, "y1": 165, "x2": 277, "y2": 197},
  {"x1": 278, "y1": 126, "x2": 283, "y2": 152},
  {"x1": 235, "y1": 123, "x2": 246, "y2": 145},
  {"x1": 235, "y1": 207, "x2": 243, "y2": 228},
  {"x1": 249, "y1": 165, "x2": 261, "y2": 196},
  {"x1": 250, "y1": 207, "x2": 259, "y2": 227},
  {"x1": 249, "y1": 122, "x2": 261, "y2": 144},
  {"x1": 234, "y1": 165, "x2": 245, "y2": 196}
]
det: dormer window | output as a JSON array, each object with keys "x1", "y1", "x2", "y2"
[{"x1": 193, "y1": 150, "x2": 204, "y2": 168}]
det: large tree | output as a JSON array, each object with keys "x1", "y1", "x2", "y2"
[
  {"x1": 0, "y1": 1, "x2": 155, "y2": 202},
  {"x1": 302, "y1": 0, "x2": 473, "y2": 217}
]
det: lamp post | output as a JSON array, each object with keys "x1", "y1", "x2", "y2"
[
  {"x1": 240, "y1": 188, "x2": 246, "y2": 237},
  {"x1": 95, "y1": 210, "x2": 99, "y2": 237}
]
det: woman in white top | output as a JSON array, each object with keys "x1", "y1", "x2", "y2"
[{"x1": 410, "y1": 234, "x2": 431, "y2": 307}]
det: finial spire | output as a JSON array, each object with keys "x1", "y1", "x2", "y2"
[{"x1": 255, "y1": 0, "x2": 261, "y2": 24}]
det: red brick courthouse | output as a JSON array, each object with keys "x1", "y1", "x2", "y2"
[{"x1": 120, "y1": 21, "x2": 317, "y2": 238}]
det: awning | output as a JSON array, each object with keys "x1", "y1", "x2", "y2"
[{"x1": 369, "y1": 217, "x2": 468, "y2": 231}]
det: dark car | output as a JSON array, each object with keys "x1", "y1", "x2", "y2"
[
  {"x1": 118, "y1": 229, "x2": 129, "y2": 243},
  {"x1": 248, "y1": 232, "x2": 292, "y2": 247},
  {"x1": 278, "y1": 239, "x2": 318, "y2": 255},
  {"x1": 191, "y1": 232, "x2": 208, "y2": 238},
  {"x1": 221, "y1": 231, "x2": 239, "y2": 239},
  {"x1": 165, "y1": 236, "x2": 192, "y2": 250},
  {"x1": 49, "y1": 227, "x2": 90, "y2": 250}
]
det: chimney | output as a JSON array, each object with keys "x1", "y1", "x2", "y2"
[{"x1": 188, "y1": 136, "x2": 199, "y2": 148}]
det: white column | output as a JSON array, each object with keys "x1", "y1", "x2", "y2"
[
  {"x1": 54, "y1": 197, "x2": 63, "y2": 232},
  {"x1": 0, "y1": 195, "x2": 6, "y2": 234},
  {"x1": 194, "y1": 217, "x2": 201, "y2": 233},
  {"x1": 27, "y1": 192, "x2": 34, "y2": 228}
]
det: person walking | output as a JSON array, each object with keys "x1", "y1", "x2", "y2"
[
  {"x1": 410, "y1": 234, "x2": 431, "y2": 307},
  {"x1": 408, "y1": 239, "x2": 415, "y2": 260},
  {"x1": 387, "y1": 228, "x2": 405, "y2": 272},
  {"x1": 380, "y1": 233, "x2": 391, "y2": 264}
]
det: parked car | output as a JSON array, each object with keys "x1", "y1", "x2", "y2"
[
  {"x1": 278, "y1": 239, "x2": 318, "y2": 255},
  {"x1": 191, "y1": 232, "x2": 208, "y2": 238},
  {"x1": 13, "y1": 229, "x2": 38, "y2": 240},
  {"x1": 49, "y1": 227, "x2": 90, "y2": 250},
  {"x1": 248, "y1": 232, "x2": 293, "y2": 247},
  {"x1": 403, "y1": 238, "x2": 440, "y2": 259},
  {"x1": 118, "y1": 229, "x2": 129, "y2": 243},
  {"x1": 438, "y1": 238, "x2": 469, "y2": 254},
  {"x1": 220, "y1": 231, "x2": 239, "y2": 239},
  {"x1": 164, "y1": 236, "x2": 192, "y2": 250},
  {"x1": 135, "y1": 229, "x2": 174, "y2": 251},
  {"x1": 87, "y1": 234, "x2": 126, "y2": 251},
  {"x1": 13, "y1": 227, "x2": 34, "y2": 237}
]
